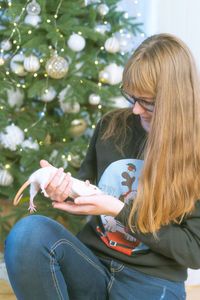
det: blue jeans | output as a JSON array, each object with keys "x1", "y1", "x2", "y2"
[{"x1": 4, "y1": 215, "x2": 186, "y2": 300}]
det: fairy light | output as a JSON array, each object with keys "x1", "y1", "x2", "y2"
[
  {"x1": 0, "y1": 106, "x2": 4, "y2": 110},
  {"x1": 62, "y1": 138, "x2": 66, "y2": 142},
  {"x1": 47, "y1": 19, "x2": 51, "y2": 23},
  {"x1": 92, "y1": 124, "x2": 95, "y2": 129},
  {"x1": 98, "y1": 104, "x2": 102, "y2": 109},
  {"x1": 61, "y1": 48, "x2": 64, "y2": 52},
  {"x1": 60, "y1": 34, "x2": 63, "y2": 38},
  {"x1": 44, "y1": 73, "x2": 48, "y2": 77},
  {"x1": 62, "y1": 155, "x2": 65, "y2": 159},
  {"x1": 24, "y1": 128, "x2": 28, "y2": 133},
  {"x1": 80, "y1": 80, "x2": 83, "y2": 83},
  {"x1": 78, "y1": 31, "x2": 82, "y2": 35},
  {"x1": 98, "y1": 82, "x2": 102, "y2": 87},
  {"x1": 54, "y1": 14, "x2": 58, "y2": 19},
  {"x1": 67, "y1": 154, "x2": 72, "y2": 161},
  {"x1": 95, "y1": 60, "x2": 99, "y2": 65},
  {"x1": 124, "y1": 12, "x2": 129, "y2": 19},
  {"x1": 8, "y1": 2, "x2": 12, "y2": 7},
  {"x1": 13, "y1": 40, "x2": 17, "y2": 44},
  {"x1": 6, "y1": 71, "x2": 10, "y2": 75},
  {"x1": 39, "y1": 141, "x2": 43, "y2": 146},
  {"x1": 33, "y1": 73, "x2": 38, "y2": 77},
  {"x1": 16, "y1": 83, "x2": 21, "y2": 87},
  {"x1": 28, "y1": 30, "x2": 32, "y2": 34},
  {"x1": 40, "y1": 58, "x2": 44, "y2": 63},
  {"x1": 100, "y1": 46, "x2": 104, "y2": 50},
  {"x1": 5, "y1": 164, "x2": 10, "y2": 169},
  {"x1": 22, "y1": 84, "x2": 26, "y2": 88}
]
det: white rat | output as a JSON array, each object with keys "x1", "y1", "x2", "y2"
[{"x1": 13, "y1": 166, "x2": 102, "y2": 212}]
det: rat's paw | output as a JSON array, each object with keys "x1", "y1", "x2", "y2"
[{"x1": 28, "y1": 203, "x2": 37, "y2": 213}]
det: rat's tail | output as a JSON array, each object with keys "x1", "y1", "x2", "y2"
[{"x1": 13, "y1": 180, "x2": 31, "y2": 206}]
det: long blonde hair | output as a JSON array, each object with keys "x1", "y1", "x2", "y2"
[{"x1": 105, "y1": 34, "x2": 200, "y2": 235}]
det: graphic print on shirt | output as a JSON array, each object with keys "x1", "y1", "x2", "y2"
[{"x1": 98, "y1": 159, "x2": 149, "y2": 256}]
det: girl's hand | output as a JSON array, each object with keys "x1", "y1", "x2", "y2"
[
  {"x1": 40, "y1": 160, "x2": 72, "y2": 202},
  {"x1": 52, "y1": 194, "x2": 125, "y2": 217}
]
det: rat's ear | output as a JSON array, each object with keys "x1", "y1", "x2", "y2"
[{"x1": 40, "y1": 160, "x2": 52, "y2": 168}]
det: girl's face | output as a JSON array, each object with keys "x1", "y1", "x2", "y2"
[{"x1": 131, "y1": 92, "x2": 154, "y2": 132}]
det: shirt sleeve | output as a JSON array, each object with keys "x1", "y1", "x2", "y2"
[
  {"x1": 115, "y1": 201, "x2": 200, "y2": 269},
  {"x1": 76, "y1": 121, "x2": 100, "y2": 184}
]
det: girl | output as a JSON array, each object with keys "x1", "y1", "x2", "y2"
[{"x1": 5, "y1": 33, "x2": 200, "y2": 300}]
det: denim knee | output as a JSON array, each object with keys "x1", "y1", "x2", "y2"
[{"x1": 5, "y1": 215, "x2": 55, "y2": 263}]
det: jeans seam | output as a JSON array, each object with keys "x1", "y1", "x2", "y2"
[
  {"x1": 50, "y1": 249, "x2": 64, "y2": 300},
  {"x1": 107, "y1": 275, "x2": 115, "y2": 294},
  {"x1": 49, "y1": 238, "x2": 107, "y2": 298}
]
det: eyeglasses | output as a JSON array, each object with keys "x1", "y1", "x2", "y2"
[{"x1": 120, "y1": 86, "x2": 155, "y2": 112}]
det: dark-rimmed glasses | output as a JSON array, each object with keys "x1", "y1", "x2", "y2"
[{"x1": 120, "y1": 86, "x2": 155, "y2": 112}]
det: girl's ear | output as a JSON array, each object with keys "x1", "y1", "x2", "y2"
[{"x1": 40, "y1": 160, "x2": 52, "y2": 168}]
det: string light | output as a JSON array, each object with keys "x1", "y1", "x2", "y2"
[
  {"x1": 67, "y1": 154, "x2": 72, "y2": 161},
  {"x1": 62, "y1": 138, "x2": 66, "y2": 142}
]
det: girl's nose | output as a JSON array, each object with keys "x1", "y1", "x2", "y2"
[{"x1": 132, "y1": 101, "x2": 146, "y2": 115}]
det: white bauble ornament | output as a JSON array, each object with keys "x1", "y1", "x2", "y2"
[
  {"x1": 24, "y1": 14, "x2": 41, "y2": 27},
  {"x1": 7, "y1": 87, "x2": 24, "y2": 108},
  {"x1": 40, "y1": 86, "x2": 57, "y2": 102},
  {"x1": 67, "y1": 34, "x2": 86, "y2": 52},
  {"x1": 60, "y1": 101, "x2": 80, "y2": 114},
  {"x1": 24, "y1": 54, "x2": 40, "y2": 72},
  {"x1": 104, "y1": 37, "x2": 120, "y2": 53},
  {"x1": 26, "y1": 0, "x2": 41, "y2": 16},
  {"x1": 45, "y1": 56, "x2": 69, "y2": 79},
  {"x1": 88, "y1": 94, "x2": 101, "y2": 105},
  {"x1": 0, "y1": 57, "x2": 5, "y2": 66},
  {"x1": 0, "y1": 124, "x2": 24, "y2": 151},
  {"x1": 0, "y1": 170, "x2": 14, "y2": 186},
  {"x1": 21, "y1": 139, "x2": 39, "y2": 150},
  {"x1": 10, "y1": 54, "x2": 27, "y2": 76},
  {"x1": 99, "y1": 70, "x2": 110, "y2": 83},
  {"x1": 68, "y1": 119, "x2": 88, "y2": 138},
  {"x1": 104, "y1": 63, "x2": 123, "y2": 85},
  {"x1": 58, "y1": 85, "x2": 80, "y2": 113},
  {"x1": 98, "y1": 4, "x2": 109, "y2": 16},
  {"x1": 110, "y1": 96, "x2": 129, "y2": 108},
  {"x1": 1, "y1": 39, "x2": 12, "y2": 51}
]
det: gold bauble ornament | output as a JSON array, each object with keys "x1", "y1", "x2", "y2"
[
  {"x1": 68, "y1": 153, "x2": 82, "y2": 169},
  {"x1": 45, "y1": 56, "x2": 69, "y2": 79},
  {"x1": 68, "y1": 119, "x2": 87, "y2": 138}
]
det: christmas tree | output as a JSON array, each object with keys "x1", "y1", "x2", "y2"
[{"x1": 0, "y1": 0, "x2": 143, "y2": 241}]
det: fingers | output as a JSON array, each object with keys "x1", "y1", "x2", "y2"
[
  {"x1": 52, "y1": 201, "x2": 93, "y2": 215},
  {"x1": 46, "y1": 169, "x2": 72, "y2": 201},
  {"x1": 40, "y1": 160, "x2": 52, "y2": 168}
]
